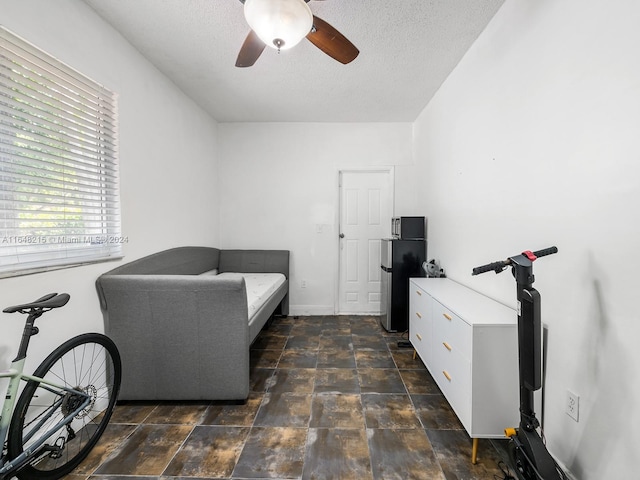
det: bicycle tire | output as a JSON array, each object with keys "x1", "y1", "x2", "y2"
[{"x1": 7, "y1": 333, "x2": 121, "y2": 480}]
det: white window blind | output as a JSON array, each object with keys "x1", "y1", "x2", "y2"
[{"x1": 0, "y1": 27, "x2": 121, "y2": 277}]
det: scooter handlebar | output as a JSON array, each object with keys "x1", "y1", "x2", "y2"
[
  {"x1": 532, "y1": 246, "x2": 558, "y2": 258},
  {"x1": 472, "y1": 260, "x2": 510, "y2": 275},
  {"x1": 471, "y1": 246, "x2": 558, "y2": 276}
]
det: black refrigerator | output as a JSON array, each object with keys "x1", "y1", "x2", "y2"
[{"x1": 380, "y1": 236, "x2": 425, "y2": 333}]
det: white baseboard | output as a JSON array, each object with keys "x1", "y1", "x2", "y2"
[
  {"x1": 289, "y1": 306, "x2": 383, "y2": 317},
  {"x1": 289, "y1": 305, "x2": 336, "y2": 316}
]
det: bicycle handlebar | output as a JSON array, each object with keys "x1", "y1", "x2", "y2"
[{"x1": 472, "y1": 246, "x2": 558, "y2": 276}]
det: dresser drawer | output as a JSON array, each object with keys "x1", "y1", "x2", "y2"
[
  {"x1": 409, "y1": 284, "x2": 432, "y2": 365},
  {"x1": 433, "y1": 344, "x2": 471, "y2": 427},
  {"x1": 432, "y1": 300, "x2": 472, "y2": 361}
]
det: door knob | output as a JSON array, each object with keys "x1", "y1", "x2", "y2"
[{"x1": 339, "y1": 233, "x2": 345, "y2": 238}]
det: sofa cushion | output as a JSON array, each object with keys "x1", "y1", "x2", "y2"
[{"x1": 217, "y1": 272, "x2": 286, "y2": 320}]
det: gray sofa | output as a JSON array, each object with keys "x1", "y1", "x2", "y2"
[{"x1": 95, "y1": 246, "x2": 289, "y2": 401}]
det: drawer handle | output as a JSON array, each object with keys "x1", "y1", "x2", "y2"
[
  {"x1": 443, "y1": 313, "x2": 452, "y2": 321},
  {"x1": 443, "y1": 342, "x2": 452, "y2": 351},
  {"x1": 415, "y1": 312, "x2": 422, "y2": 319},
  {"x1": 416, "y1": 290, "x2": 422, "y2": 296},
  {"x1": 415, "y1": 333, "x2": 422, "y2": 341},
  {"x1": 442, "y1": 370, "x2": 452, "y2": 381}
]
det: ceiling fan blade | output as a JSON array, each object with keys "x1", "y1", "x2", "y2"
[
  {"x1": 235, "y1": 30, "x2": 266, "y2": 67},
  {"x1": 306, "y1": 15, "x2": 359, "y2": 64}
]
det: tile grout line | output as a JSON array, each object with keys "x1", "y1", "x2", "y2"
[{"x1": 159, "y1": 423, "x2": 197, "y2": 478}]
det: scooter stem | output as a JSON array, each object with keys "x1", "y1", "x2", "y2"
[{"x1": 511, "y1": 253, "x2": 559, "y2": 478}]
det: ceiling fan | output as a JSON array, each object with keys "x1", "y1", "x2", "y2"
[{"x1": 235, "y1": 0, "x2": 359, "y2": 67}]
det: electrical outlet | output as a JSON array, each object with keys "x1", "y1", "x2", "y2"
[
  {"x1": 301, "y1": 280, "x2": 307, "y2": 288},
  {"x1": 566, "y1": 390, "x2": 579, "y2": 422}
]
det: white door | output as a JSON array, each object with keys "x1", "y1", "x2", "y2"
[{"x1": 338, "y1": 170, "x2": 393, "y2": 314}]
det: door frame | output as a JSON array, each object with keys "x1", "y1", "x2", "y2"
[{"x1": 335, "y1": 167, "x2": 395, "y2": 314}]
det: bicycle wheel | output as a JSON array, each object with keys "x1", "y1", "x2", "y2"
[{"x1": 7, "y1": 333, "x2": 121, "y2": 480}]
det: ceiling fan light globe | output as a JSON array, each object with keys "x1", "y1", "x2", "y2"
[{"x1": 244, "y1": 0, "x2": 313, "y2": 51}]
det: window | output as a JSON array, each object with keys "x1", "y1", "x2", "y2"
[{"x1": 0, "y1": 27, "x2": 121, "y2": 277}]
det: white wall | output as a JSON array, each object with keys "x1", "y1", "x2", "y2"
[
  {"x1": 1, "y1": 1, "x2": 220, "y2": 380},
  {"x1": 413, "y1": 0, "x2": 639, "y2": 477},
  {"x1": 6, "y1": 0, "x2": 633, "y2": 476},
  {"x1": 218, "y1": 122, "x2": 416, "y2": 314}
]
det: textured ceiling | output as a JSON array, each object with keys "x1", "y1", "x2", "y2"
[{"x1": 83, "y1": 0, "x2": 505, "y2": 123}]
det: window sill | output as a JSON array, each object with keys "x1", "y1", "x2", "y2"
[{"x1": 0, "y1": 256, "x2": 124, "y2": 279}]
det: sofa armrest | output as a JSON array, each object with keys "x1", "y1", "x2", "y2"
[{"x1": 96, "y1": 274, "x2": 250, "y2": 400}]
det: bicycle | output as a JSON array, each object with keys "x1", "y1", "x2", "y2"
[
  {"x1": 473, "y1": 247, "x2": 567, "y2": 480},
  {"x1": 0, "y1": 293, "x2": 122, "y2": 480}
]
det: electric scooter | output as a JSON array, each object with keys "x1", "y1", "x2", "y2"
[{"x1": 472, "y1": 246, "x2": 567, "y2": 480}]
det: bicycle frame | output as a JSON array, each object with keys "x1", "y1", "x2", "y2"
[
  {"x1": 0, "y1": 312, "x2": 93, "y2": 479},
  {"x1": 0, "y1": 359, "x2": 92, "y2": 478}
]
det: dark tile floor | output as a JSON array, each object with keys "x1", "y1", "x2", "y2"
[{"x1": 65, "y1": 315, "x2": 511, "y2": 479}]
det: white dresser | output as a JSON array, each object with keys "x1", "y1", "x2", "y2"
[{"x1": 409, "y1": 278, "x2": 520, "y2": 462}]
